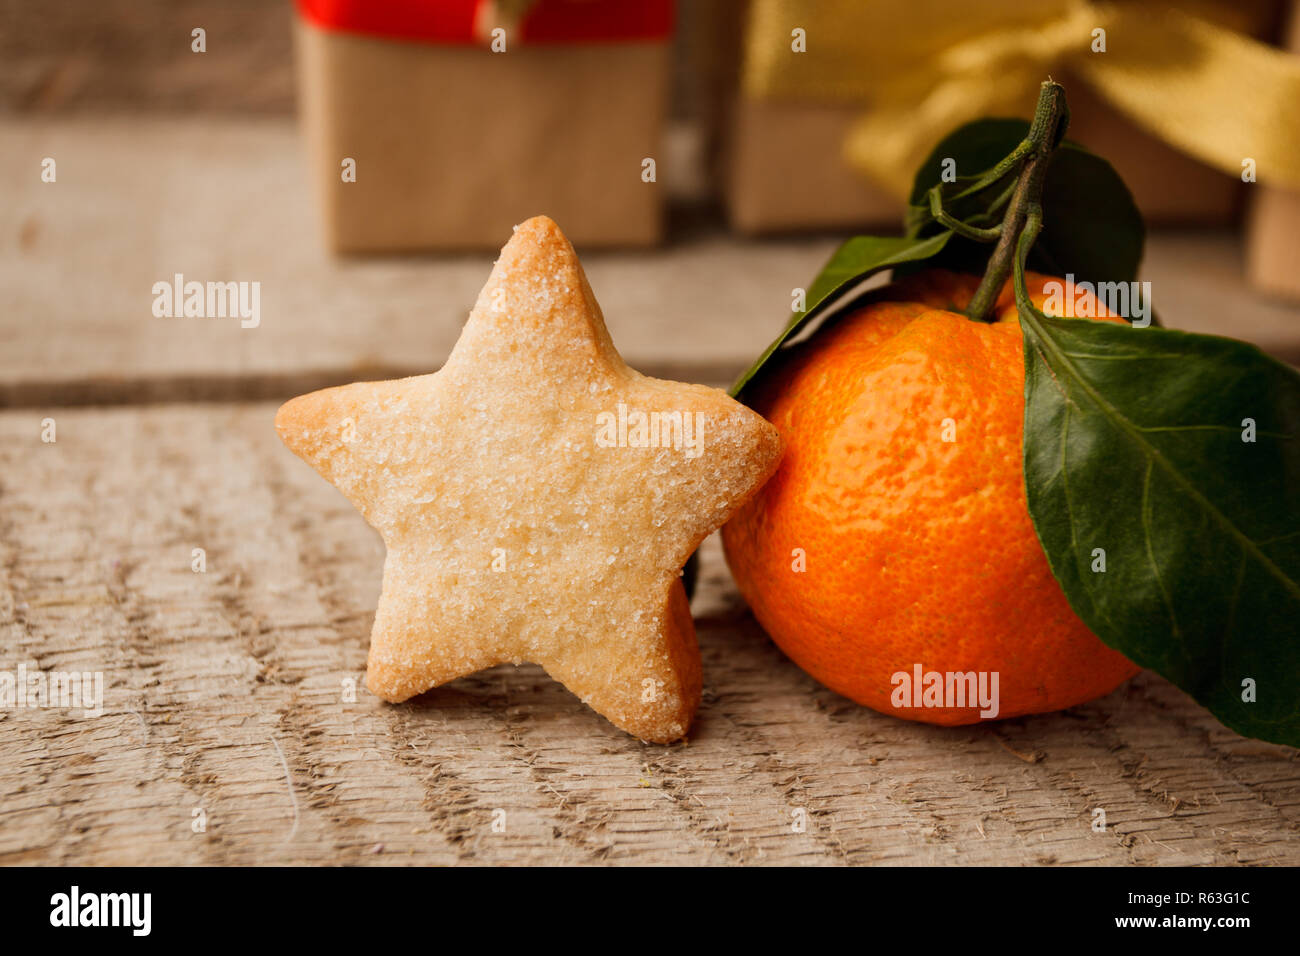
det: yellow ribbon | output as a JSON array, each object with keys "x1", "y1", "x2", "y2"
[{"x1": 742, "y1": 0, "x2": 1300, "y2": 194}]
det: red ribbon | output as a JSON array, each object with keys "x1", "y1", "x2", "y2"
[{"x1": 297, "y1": 0, "x2": 674, "y2": 45}]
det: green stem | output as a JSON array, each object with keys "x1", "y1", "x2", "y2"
[
  {"x1": 965, "y1": 81, "x2": 1070, "y2": 323},
  {"x1": 1014, "y1": 204, "x2": 1047, "y2": 315},
  {"x1": 951, "y1": 138, "x2": 1034, "y2": 202},
  {"x1": 928, "y1": 186, "x2": 1003, "y2": 241}
]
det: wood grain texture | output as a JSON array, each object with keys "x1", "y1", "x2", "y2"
[
  {"x1": 0, "y1": 0, "x2": 294, "y2": 115},
  {"x1": 1, "y1": 404, "x2": 1297, "y2": 865},
  {"x1": 3, "y1": 119, "x2": 1299, "y2": 411},
  {"x1": 0, "y1": 118, "x2": 833, "y2": 406}
]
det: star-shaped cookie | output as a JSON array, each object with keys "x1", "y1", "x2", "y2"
[{"x1": 276, "y1": 216, "x2": 782, "y2": 742}]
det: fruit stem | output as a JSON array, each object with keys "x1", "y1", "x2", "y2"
[{"x1": 965, "y1": 81, "x2": 1070, "y2": 323}]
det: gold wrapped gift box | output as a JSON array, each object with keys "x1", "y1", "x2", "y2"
[
  {"x1": 722, "y1": 78, "x2": 1246, "y2": 233},
  {"x1": 715, "y1": 0, "x2": 1300, "y2": 299}
]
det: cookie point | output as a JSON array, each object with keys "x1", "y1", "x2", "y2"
[
  {"x1": 273, "y1": 393, "x2": 309, "y2": 444},
  {"x1": 502, "y1": 215, "x2": 574, "y2": 260},
  {"x1": 365, "y1": 664, "x2": 414, "y2": 704},
  {"x1": 513, "y1": 214, "x2": 562, "y2": 237}
]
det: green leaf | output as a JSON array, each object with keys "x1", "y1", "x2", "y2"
[
  {"x1": 1020, "y1": 313, "x2": 1300, "y2": 747},
  {"x1": 1035, "y1": 145, "x2": 1144, "y2": 284},
  {"x1": 729, "y1": 231, "x2": 951, "y2": 399},
  {"x1": 904, "y1": 119, "x2": 1145, "y2": 289}
]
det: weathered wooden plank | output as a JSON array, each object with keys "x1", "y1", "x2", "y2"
[
  {"x1": 1, "y1": 404, "x2": 1296, "y2": 864},
  {"x1": 0, "y1": 118, "x2": 837, "y2": 407},
  {"x1": 4, "y1": 119, "x2": 1299, "y2": 409},
  {"x1": 0, "y1": 0, "x2": 295, "y2": 115}
]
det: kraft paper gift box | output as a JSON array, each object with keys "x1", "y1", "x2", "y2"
[
  {"x1": 715, "y1": 0, "x2": 1288, "y2": 235},
  {"x1": 1247, "y1": 3, "x2": 1300, "y2": 300},
  {"x1": 295, "y1": 0, "x2": 674, "y2": 252}
]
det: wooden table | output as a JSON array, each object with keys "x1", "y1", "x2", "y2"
[{"x1": 2, "y1": 118, "x2": 1298, "y2": 865}]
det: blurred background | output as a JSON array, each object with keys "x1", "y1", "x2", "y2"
[{"x1": 2, "y1": 0, "x2": 1300, "y2": 409}]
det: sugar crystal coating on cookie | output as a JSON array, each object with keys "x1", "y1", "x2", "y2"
[{"x1": 275, "y1": 216, "x2": 782, "y2": 742}]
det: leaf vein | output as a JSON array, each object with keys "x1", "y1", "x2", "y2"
[
  {"x1": 1029, "y1": 320, "x2": 1300, "y2": 603},
  {"x1": 1140, "y1": 458, "x2": 1181, "y2": 639}
]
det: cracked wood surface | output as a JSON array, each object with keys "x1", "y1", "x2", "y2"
[
  {"x1": 2, "y1": 114, "x2": 1298, "y2": 866},
  {"x1": 1, "y1": 404, "x2": 1297, "y2": 865}
]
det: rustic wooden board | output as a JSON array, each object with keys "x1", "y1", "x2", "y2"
[
  {"x1": 3, "y1": 119, "x2": 1300, "y2": 410},
  {"x1": 1, "y1": 404, "x2": 1297, "y2": 865},
  {"x1": 0, "y1": 118, "x2": 835, "y2": 407},
  {"x1": 0, "y1": 0, "x2": 295, "y2": 115}
]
